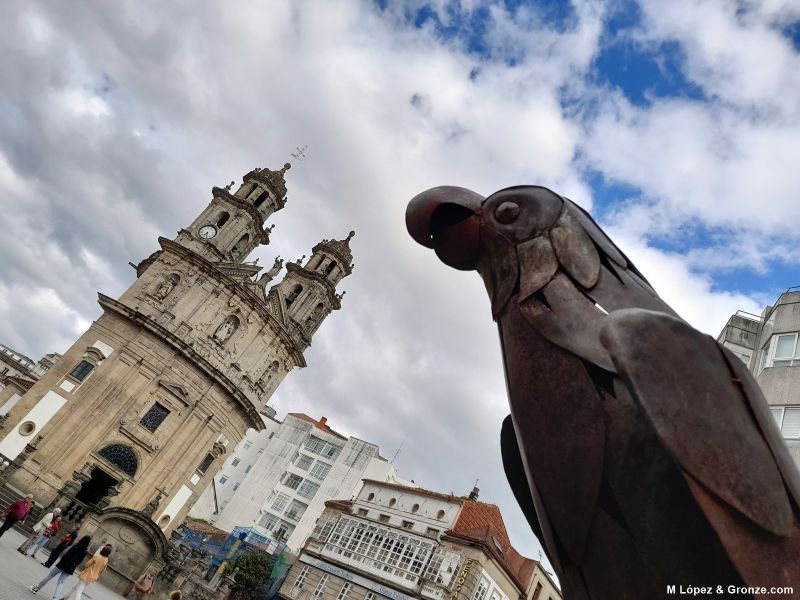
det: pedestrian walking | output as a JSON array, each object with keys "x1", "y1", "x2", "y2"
[
  {"x1": 58, "y1": 543, "x2": 111, "y2": 600},
  {"x1": 130, "y1": 567, "x2": 157, "y2": 599},
  {"x1": 0, "y1": 493, "x2": 34, "y2": 537},
  {"x1": 18, "y1": 507, "x2": 62, "y2": 553},
  {"x1": 29, "y1": 535, "x2": 91, "y2": 599},
  {"x1": 44, "y1": 525, "x2": 81, "y2": 567},
  {"x1": 29, "y1": 514, "x2": 62, "y2": 559}
]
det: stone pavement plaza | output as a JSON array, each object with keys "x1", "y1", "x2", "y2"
[{"x1": 0, "y1": 528, "x2": 123, "y2": 600}]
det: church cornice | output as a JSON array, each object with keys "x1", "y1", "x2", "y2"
[
  {"x1": 285, "y1": 263, "x2": 343, "y2": 310},
  {"x1": 211, "y1": 187, "x2": 271, "y2": 245},
  {"x1": 98, "y1": 294, "x2": 266, "y2": 431},
  {"x1": 158, "y1": 237, "x2": 308, "y2": 368}
]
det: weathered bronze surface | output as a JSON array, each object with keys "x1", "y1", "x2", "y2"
[{"x1": 407, "y1": 185, "x2": 800, "y2": 599}]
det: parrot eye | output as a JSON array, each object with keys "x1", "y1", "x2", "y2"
[{"x1": 494, "y1": 201, "x2": 520, "y2": 224}]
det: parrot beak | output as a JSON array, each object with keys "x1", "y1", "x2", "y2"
[{"x1": 406, "y1": 186, "x2": 484, "y2": 271}]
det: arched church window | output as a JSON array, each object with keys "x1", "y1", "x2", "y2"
[
  {"x1": 98, "y1": 444, "x2": 138, "y2": 477},
  {"x1": 213, "y1": 315, "x2": 239, "y2": 343},
  {"x1": 216, "y1": 212, "x2": 230, "y2": 228},
  {"x1": 254, "y1": 190, "x2": 270, "y2": 209},
  {"x1": 285, "y1": 285, "x2": 303, "y2": 307},
  {"x1": 232, "y1": 233, "x2": 249, "y2": 258},
  {"x1": 324, "y1": 262, "x2": 337, "y2": 276}
]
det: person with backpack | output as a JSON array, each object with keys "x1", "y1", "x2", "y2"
[
  {"x1": 29, "y1": 535, "x2": 91, "y2": 598},
  {"x1": 0, "y1": 493, "x2": 34, "y2": 538},
  {"x1": 43, "y1": 524, "x2": 81, "y2": 567}
]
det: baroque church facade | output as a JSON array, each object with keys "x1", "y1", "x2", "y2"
[{"x1": 0, "y1": 163, "x2": 354, "y2": 594}]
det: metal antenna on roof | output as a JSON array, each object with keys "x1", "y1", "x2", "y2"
[{"x1": 390, "y1": 436, "x2": 406, "y2": 464}]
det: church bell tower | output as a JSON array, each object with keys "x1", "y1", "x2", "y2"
[{"x1": 0, "y1": 162, "x2": 354, "y2": 564}]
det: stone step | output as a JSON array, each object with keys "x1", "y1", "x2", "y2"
[{"x1": 0, "y1": 483, "x2": 44, "y2": 537}]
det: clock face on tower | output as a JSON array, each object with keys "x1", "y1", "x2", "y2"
[{"x1": 198, "y1": 225, "x2": 217, "y2": 239}]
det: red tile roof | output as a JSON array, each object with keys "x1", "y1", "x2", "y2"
[
  {"x1": 288, "y1": 413, "x2": 347, "y2": 440},
  {"x1": 4, "y1": 376, "x2": 35, "y2": 391},
  {"x1": 183, "y1": 520, "x2": 230, "y2": 542},
  {"x1": 449, "y1": 501, "x2": 537, "y2": 591}
]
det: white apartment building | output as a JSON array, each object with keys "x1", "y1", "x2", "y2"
[
  {"x1": 190, "y1": 413, "x2": 405, "y2": 553},
  {"x1": 189, "y1": 410, "x2": 282, "y2": 519},
  {"x1": 280, "y1": 480, "x2": 561, "y2": 600}
]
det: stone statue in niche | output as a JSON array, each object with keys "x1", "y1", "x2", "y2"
[
  {"x1": 154, "y1": 275, "x2": 178, "y2": 300},
  {"x1": 213, "y1": 316, "x2": 238, "y2": 343},
  {"x1": 260, "y1": 361, "x2": 279, "y2": 385}
]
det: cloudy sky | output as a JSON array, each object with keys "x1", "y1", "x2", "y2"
[{"x1": 2, "y1": 0, "x2": 800, "y2": 568}]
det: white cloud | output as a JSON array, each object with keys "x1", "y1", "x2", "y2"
[{"x1": 0, "y1": 0, "x2": 797, "y2": 567}]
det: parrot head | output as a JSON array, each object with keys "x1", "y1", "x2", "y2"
[{"x1": 406, "y1": 185, "x2": 566, "y2": 316}]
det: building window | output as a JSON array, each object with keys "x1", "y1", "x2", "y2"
[
  {"x1": 285, "y1": 473, "x2": 303, "y2": 490},
  {"x1": 305, "y1": 436, "x2": 342, "y2": 460},
  {"x1": 69, "y1": 360, "x2": 95, "y2": 382},
  {"x1": 771, "y1": 406, "x2": 800, "y2": 444},
  {"x1": 336, "y1": 582, "x2": 352, "y2": 600},
  {"x1": 98, "y1": 444, "x2": 138, "y2": 477},
  {"x1": 436, "y1": 510, "x2": 445, "y2": 520},
  {"x1": 232, "y1": 458, "x2": 241, "y2": 467},
  {"x1": 298, "y1": 480, "x2": 320, "y2": 499},
  {"x1": 357, "y1": 508, "x2": 368, "y2": 517},
  {"x1": 219, "y1": 476, "x2": 228, "y2": 484},
  {"x1": 139, "y1": 403, "x2": 170, "y2": 432},
  {"x1": 272, "y1": 493, "x2": 290, "y2": 512},
  {"x1": 243, "y1": 441, "x2": 252, "y2": 450},
  {"x1": 260, "y1": 513, "x2": 278, "y2": 530},
  {"x1": 296, "y1": 455, "x2": 314, "y2": 470},
  {"x1": 245, "y1": 465, "x2": 252, "y2": 473},
  {"x1": 426, "y1": 528, "x2": 440, "y2": 537},
  {"x1": 313, "y1": 574, "x2": 329, "y2": 598},
  {"x1": 532, "y1": 583, "x2": 543, "y2": 600},
  {"x1": 411, "y1": 504, "x2": 419, "y2": 513},
  {"x1": 326, "y1": 516, "x2": 435, "y2": 582},
  {"x1": 762, "y1": 333, "x2": 800, "y2": 369},
  {"x1": 216, "y1": 212, "x2": 230, "y2": 228},
  {"x1": 312, "y1": 513, "x2": 338, "y2": 541},
  {"x1": 365, "y1": 594, "x2": 375, "y2": 600},
  {"x1": 401, "y1": 520, "x2": 413, "y2": 530},
  {"x1": 378, "y1": 514, "x2": 390, "y2": 523},
  {"x1": 233, "y1": 483, "x2": 240, "y2": 491},
  {"x1": 310, "y1": 462, "x2": 331, "y2": 480},
  {"x1": 388, "y1": 498, "x2": 397, "y2": 507},
  {"x1": 367, "y1": 493, "x2": 375, "y2": 501},
  {"x1": 472, "y1": 579, "x2": 489, "y2": 600},
  {"x1": 197, "y1": 453, "x2": 215, "y2": 474},
  {"x1": 294, "y1": 565, "x2": 311, "y2": 588}
]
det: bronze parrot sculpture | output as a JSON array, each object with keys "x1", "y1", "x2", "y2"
[{"x1": 406, "y1": 185, "x2": 800, "y2": 599}]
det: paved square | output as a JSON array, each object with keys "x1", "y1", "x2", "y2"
[{"x1": 0, "y1": 528, "x2": 124, "y2": 600}]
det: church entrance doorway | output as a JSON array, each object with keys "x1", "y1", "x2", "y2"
[{"x1": 76, "y1": 467, "x2": 118, "y2": 505}]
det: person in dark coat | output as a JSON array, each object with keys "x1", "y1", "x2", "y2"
[
  {"x1": 43, "y1": 525, "x2": 81, "y2": 567},
  {"x1": 29, "y1": 535, "x2": 91, "y2": 598},
  {"x1": 0, "y1": 493, "x2": 34, "y2": 538}
]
